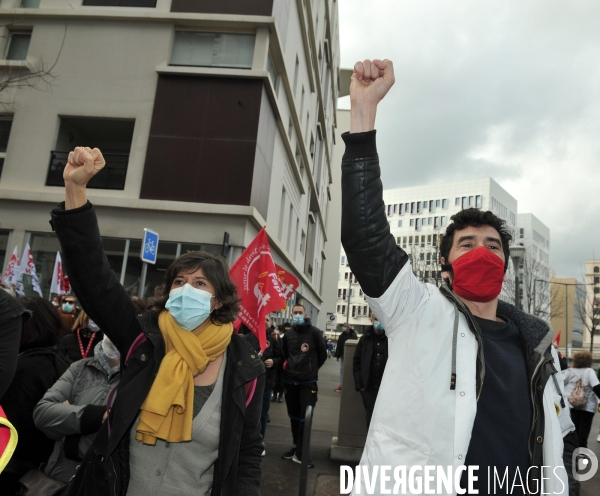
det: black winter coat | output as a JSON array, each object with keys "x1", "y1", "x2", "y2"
[
  {"x1": 282, "y1": 319, "x2": 327, "y2": 382},
  {"x1": 352, "y1": 326, "x2": 388, "y2": 391},
  {"x1": 58, "y1": 328, "x2": 104, "y2": 364},
  {"x1": 0, "y1": 347, "x2": 69, "y2": 480},
  {"x1": 0, "y1": 290, "x2": 29, "y2": 401},
  {"x1": 335, "y1": 329, "x2": 357, "y2": 359},
  {"x1": 50, "y1": 202, "x2": 265, "y2": 496},
  {"x1": 244, "y1": 329, "x2": 283, "y2": 388}
]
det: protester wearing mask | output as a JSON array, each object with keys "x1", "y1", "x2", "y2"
[
  {"x1": 334, "y1": 322, "x2": 357, "y2": 392},
  {"x1": 0, "y1": 297, "x2": 69, "y2": 494},
  {"x1": 58, "y1": 310, "x2": 103, "y2": 364},
  {"x1": 353, "y1": 314, "x2": 388, "y2": 428},
  {"x1": 341, "y1": 58, "x2": 577, "y2": 495},
  {"x1": 243, "y1": 316, "x2": 283, "y2": 456},
  {"x1": 33, "y1": 336, "x2": 122, "y2": 483},
  {"x1": 49, "y1": 146, "x2": 264, "y2": 496},
  {"x1": 281, "y1": 304, "x2": 327, "y2": 467},
  {"x1": 57, "y1": 296, "x2": 78, "y2": 337}
]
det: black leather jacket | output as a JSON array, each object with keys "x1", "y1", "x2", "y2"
[{"x1": 340, "y1": 130, "x2": 578, "y2": 496}]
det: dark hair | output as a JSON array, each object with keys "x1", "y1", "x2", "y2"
[
  {"x1": 131, "y1": 296, "x2": 147, "y2": 312},
  {"x1": 292, "y1": 303, "x2": 306, "y2": 311},
  {"x1": 439, "y1": 208, "x2": 512, "y2": 273},
  {"x1": 147, "y1": 251, "x2": 240, "y2": 325},
  {"x1": 572, "y1": 351, "x2": 592, "y2": 368},
  {"x1": 18, "y1": 296, "x2": 66, "y2": 351}
]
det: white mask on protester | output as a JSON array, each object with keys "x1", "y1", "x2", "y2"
[{"x1": 101, "y1": 336, "x2": 120, "y2": 361}]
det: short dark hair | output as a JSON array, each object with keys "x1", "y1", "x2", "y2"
[
  {"x1": 147, "y1": 251, "x2": 240, "y2": 325},
  {"x1": 292, "y1": 303, "x2": 305, "y2": 311},
  {"x1": 439, "y1": 208, "x2": 512, "y2": 273},
  {"x1": 18, "y1": 296, "x2": 66, "y2": 351},
  {"x1": 573, "y1": 351, "x2": 593, "y2": 368}
]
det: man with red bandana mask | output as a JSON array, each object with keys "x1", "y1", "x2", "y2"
[{"x1": 340, "y1": 58, "x2": 578, "y2": 496}]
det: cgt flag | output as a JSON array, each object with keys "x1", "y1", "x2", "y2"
[
  {"x1": 50, "y1": 252, "x2": 66, "y2": 295},
  {"x1": 275, "y1": 264, "x2": 299, "y2": 309},
  {"x1": 2, "y1": 247, "x2": 19, "y2": 287},
  {"x1": 229, "y1": 227, "x2": 286, "y2": 352},
  {"x1": 16, "y1": 243, "x2": 43, "y2": 297}
]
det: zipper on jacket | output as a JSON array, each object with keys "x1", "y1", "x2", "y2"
[{"x1": 527, "y1": 355, "x2": 548, "y2": 461}]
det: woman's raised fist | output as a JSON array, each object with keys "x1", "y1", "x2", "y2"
[{"x1": 63, "y1": 147, "x2": 106, "y2": 187}]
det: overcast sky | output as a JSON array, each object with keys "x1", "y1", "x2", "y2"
[{"x1": 338, "y1": 0, "x2": 599, "y2": 279}]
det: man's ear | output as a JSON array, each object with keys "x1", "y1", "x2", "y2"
[{"x1": 440, "y1": 256, "x2": 452, "y2": 283}]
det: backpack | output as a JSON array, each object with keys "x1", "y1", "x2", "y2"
[{"x1": 568, "y1": 378, "x2": 587, "y2": 409}]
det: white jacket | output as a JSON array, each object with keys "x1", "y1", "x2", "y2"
[{"x1": 351, "y1": 263, "x2": 575, "y2": 496}]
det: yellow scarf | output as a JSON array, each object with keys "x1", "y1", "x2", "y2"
[{"x1": 135, "y1": 311, "x2": 232, "y2": 445}]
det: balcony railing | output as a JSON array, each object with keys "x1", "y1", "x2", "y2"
[{"x1": 46, "y1": 151, "x2": 129, "y2": 190}]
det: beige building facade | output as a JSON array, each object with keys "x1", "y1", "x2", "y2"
[{"x1": 0, "y1": 0, "x2": 342, "y2": 330}]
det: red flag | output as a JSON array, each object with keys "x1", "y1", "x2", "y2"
[
  {"x1": 229, "y1": 228, "x2": 286, "y2": 351},
  {"x1": 553, "y1": 331, "x2": 561, "y2": 346},
  {"x1": 275, "y1": 264, "x2": 299, "y2": 305}
]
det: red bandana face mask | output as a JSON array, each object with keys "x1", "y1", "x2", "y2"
[{"x1": 450, "y1": 246, "x2": 505, "y2": 303}]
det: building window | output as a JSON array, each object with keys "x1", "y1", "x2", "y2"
[
  {"x1": 441, "y1": 216, "x2": 447, "y2": 226},
  {"x1": 337, "y1": 305, "x2": 340, "y2": 313},
  {"x1": 6, "y1": 32, "x2": 31, "y2": 61},
  {"x1": 468, "y1": 196, "x2": 473, "y2": 206},
  {"x1": 357, "y1": 306, "x2": 362, "y2": 316},
  {"x1": 594, "y1": 266, "x2": 599, "y2": 273},
  {"x1": 0, "y1": 117, "x2": 13, "y2": 181},
  {"x1": 46, "y1": 117, "x2": 134, "y2": 190},
  {"x1": 410, "y1": 219, "x2": 414, "y2": 227},
  {"x1": 344, "y1": 272, "x2": 348, "y2": 280},
  {"x1": 341, "y1": 305, "x2": 346, "y2": 315},
  {"x1": 393, "y1": 204, "x2": 398, "y2": 214},
  {"x1": 462, "y1": 197, "x2": 467, "y2": 209},
  {"x1": 455, "y1": 198, "x2": 460, "y2": 206},
  {"x1": 519, "y1": 228, "x2": 524, "y2": 239},
  {"x1": 429, "y1": 201, "x2": 435, "y2": 213},
  {"x1": 417, "y1": 202, "x2": 422, "y2": 214},
  {"x1": 594, "y1": 276, "x2": 599, "y2": 284},
  {"x1": 415, "y1": 219, "x2": 421, "y2": 230},
  {"x1": 397, "y1": 220, "x2": 403, "y2": 228},
  {"x1": 21, "y1": 0, "x2": 41, "y2": 7},
  {"x1": 411, "y1": 202, "x2": 415, "y2": 214},
  {"x1": 83, "y1": 0, "x2": 157, "y2": 7},
  {"x1": 428, "y1": 217, "x2": 433, "y2": 225},
  {"x1": 337, "y1": 289, "x2": 342, "y2": 298},
  {"x1": 442, "y1": 199, "x2": 448, "y2": 209},
  {"x1": 352, "y1": 306, "x2": 356, "y2": 317},
  {"x1": 266, "y1": 53, "x2": 277, "y2": 87},
  {"x1": 171, "y1": 31, "x2": 255, "y2": 69},
  {"x1": 340, "y1": 255, "x2": 345, "y2": 265},
  {"x1": 399, "y1": 204, "x2": 403, "y2": 215},
  {"x1": 476, "y1": 195, "x2": 482, "y2": 208}
]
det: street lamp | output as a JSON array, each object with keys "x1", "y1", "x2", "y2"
[{"x1": 509, "y1": 245, "x2": 526, "y2": 310}]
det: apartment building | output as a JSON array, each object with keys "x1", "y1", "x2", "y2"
[
  {"x1": 583, "y1": 259, "x2": 600, "y2": 351},
  {"x1": 0, "y1": 0, "x2": 342, "y2": 330},
  {"x1": 335, "y1": 177, "x2": 520, "y2": 333}
]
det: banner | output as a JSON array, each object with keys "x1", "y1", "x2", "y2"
[
  {"x1": 16, "y1": 243, "x2": 43, "y2": 297},
  {"x1": 229, "y1": 228, "x2": 286, "y2": 351},
  {"x1": 553, "y1": 330, "x2": 561, "y2": 347},
  {"x1": 1, "y1": 247, "x2": 19, "y2": 288},
  {"x1": 275, "y1": 264, "x2": 300, "y2": 308},
  {"x1": 50, "y1": 252, "x2": 66, "y2": 295}
]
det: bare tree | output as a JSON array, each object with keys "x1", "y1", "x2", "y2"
[
  {"x1": 406, "y1": 239, "x2": 443, "y2": 287},
  {"x1": 573, "y1": 283, "x2": 600, "y2": 353},
  {"x1": 0, "y1": 20, "x2": 66, "y2": 107}
]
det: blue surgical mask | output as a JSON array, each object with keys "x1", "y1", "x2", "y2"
[
  {"x1": 292, "y1": 315, "x2": 305, "y2": 326},
  {"x1": 373, "y1": 321, "x2": 384, "y2": 333},
  {"x1": 165, "y1": 284, "x2": 214, "y2": 331},
  {"x1": 62, "y1": 302, "x2": 73, "y2": 313},
  {"x1": 87, "y1": 320, "x2": 100, "y2": 333}
]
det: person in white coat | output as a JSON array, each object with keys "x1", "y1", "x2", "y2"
[{"x1": 340, "y1": 57, "x2": 578, "y2": 496}]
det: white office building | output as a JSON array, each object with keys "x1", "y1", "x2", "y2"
[
  {"x1": 335, "y1": 178, "x2": 521, "y2": 333},
  {"x1": 515, "y1": 214, "x2": 551, "y2": 321}
]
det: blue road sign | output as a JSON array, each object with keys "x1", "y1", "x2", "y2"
[{"x1": 141, "y1": 229, "x2": 159, "y2": 264}]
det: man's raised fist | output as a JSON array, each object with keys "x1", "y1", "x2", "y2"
[{"x1": 350, "y1": 59, "x2": 395, "y2": 107}]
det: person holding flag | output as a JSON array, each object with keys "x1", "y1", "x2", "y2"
[{"x1": 49, "y1": 146, "x2": 264, "y2": 496}]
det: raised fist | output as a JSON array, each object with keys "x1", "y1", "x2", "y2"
[
  {"x1": 63, "y1": 147, "x2": 105, "y2": 187},
  {"x1": 350, "y1": 59, "x2": 395, "y2": 107}
]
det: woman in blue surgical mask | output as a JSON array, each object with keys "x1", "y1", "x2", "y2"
[
  {"x1": 57, "y1": 309, "x2": 104, "y2": 364},
  {"x1": 50, "y1": 145, "x2": 265, "y2": 496}
]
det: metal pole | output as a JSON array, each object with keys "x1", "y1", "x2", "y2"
[
  {"x1": 565, "y1": 285, "x2": 569, "y2": 360},
  {"x1": 514, "y1": 262, "x2": 520, "y2": 310},
  {"x1": 298, "y1": 405, "x2": 313, "y2": 496},
  {"x1": 346, "y1": 270, "x2": 351, "y2": 324},
  {"x1": 139, "y1": 262, "x2": 148, "y2": 299}
]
